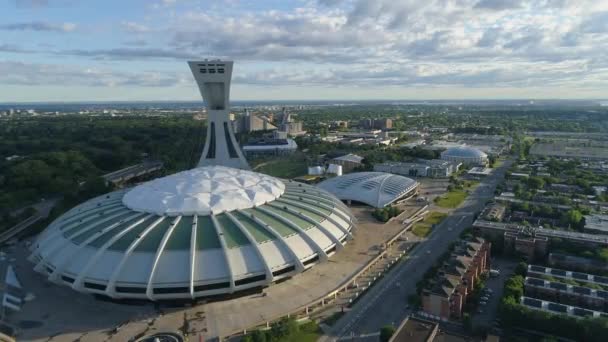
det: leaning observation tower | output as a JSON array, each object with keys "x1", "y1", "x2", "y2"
[
  {"x1": 28, "y1": 60, "x2": 356, "y2": 301},
  {"x1": 188, "y1": 60, "x2": 250, "y2": 170}
]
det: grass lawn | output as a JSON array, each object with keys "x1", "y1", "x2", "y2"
[
  {"x1": 254, "y1": 154, "x2": 307, "y2": 178},
  {"x1": 434, "y1": 190, "x2": 468, "y2": 208},
  {"x1": 287, "y1": 322, "x2": 321, "y2": 342},
  {"x1": 411, "y1": 211, "x2": 447, "y2": 237},
  {"x1": 434, "y1": 181, "x2": 479, "y2": 208}
]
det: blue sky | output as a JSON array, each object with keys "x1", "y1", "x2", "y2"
[{"x1": 1, "y1": 0, "x2": 607, "y2": 102}]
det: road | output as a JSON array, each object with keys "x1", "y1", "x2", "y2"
[
  {"x1": 1, "y1": 197, "x2": 60, "y2": 244},
  {"x1": 321, "y1": 159, "x2": 513, "y2": 341}
]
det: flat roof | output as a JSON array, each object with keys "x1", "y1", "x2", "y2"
[
  {"x1": 584, "y1": 214, "x2": 608, "y2": 232},
  {"x1": 390, "y1": 316, "x2": 437, "y2": 342}
]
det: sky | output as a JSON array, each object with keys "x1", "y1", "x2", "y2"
[{"x1": 1, "y1": 0, "x2": 607, "y2": 102}]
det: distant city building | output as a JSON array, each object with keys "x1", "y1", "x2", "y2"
[
  {"x1": 440, "y1": 146, "x2": 488, "y2": 166},
  {"x1": 374, "y1": 159, "x2": 459, "y2": 178},
  {"x1": 330, "y1": 153, "x2": 364, "y2": 172},
  {"x1": 359, "y1": 118, "x2": 392, "y2": 130},
  {"x1": 277, "y1": 107, "x2": 305, "y2": 136},
  {"x1": 422, "y1": 238, "x2": 490, "y2": 319},
  {"x1": 242, "y1": 138, "x2": 298, "y2": 157},
  {"x1": 233, "y1": 109, "x2": 277, "y2": 133}
]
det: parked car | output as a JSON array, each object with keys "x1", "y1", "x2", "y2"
[
  {"x1": 480, "y1": 301, "x2": 488, "y2": 306},
  {"x1": 481, "y1": 296, "x2": 490, "y2": 301}
]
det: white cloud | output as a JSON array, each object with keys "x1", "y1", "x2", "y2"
[
  {"x1": 121, "y1": 21, "x2": 151, "y2": 33},
  {"x1": 0, "y1": 61, "x2": 188, "y2": 87},
  {"x1": 1, "y1": 21, "x2": 77, "y2": 32}
]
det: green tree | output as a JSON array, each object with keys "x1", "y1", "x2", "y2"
[
  {"x1": 250, "y1": 330, "x2": 267, "y2": 342},
  {"x1": 528, "y1": 176, "x2": 545, "y2": 190},
  {"x1": 380, "y1": 325, "x2": 396, "y2": 342},
  {"x1": 561, "y1": 209, "x2": 583, "y2": 229},
  {"x1": 514, "y1": 262, "x2": 528, "y2": 277}
]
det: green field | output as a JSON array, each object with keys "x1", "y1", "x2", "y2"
[
  {"x1": 434, "y1": 181, "x2": 478, "y2": 208},
  {"x1": 254, "y1": 155, "x2": 308, "y2": 178},
  {"x1": 411, "y1": 212, "x2": 447, "y2": 237},
  {"x1": 434, "y1": 190, "x2": 468, "y2": 208}
]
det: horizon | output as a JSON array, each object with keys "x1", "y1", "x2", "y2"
[{"x1": 2, "y1": 1, "x2": 608, "y2": 102}]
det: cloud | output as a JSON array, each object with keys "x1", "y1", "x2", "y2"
[
  {"x1": 580, "y1": 11, "x2": 608, "y2": 33},
  {"x1": 61, "y1": 47, "x2": 200, "y2": 60},
  {"x1": 0, "y1": 61, "x2": 187, "y2": 87},
  {"x1": 121, "y1": 21, "x2": 151, "y2": 33},
  {"x1": 1, "y1": 21, "x2": 76, "y2": 32},
  {"x1": 4, "y1": 0, "x2": 608, "y2": 96},
  {"x1": 474, "y1": 0, "x2": 524, "y2": 10}
]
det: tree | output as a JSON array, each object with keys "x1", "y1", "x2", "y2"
[
  {"x1": 561, "y1": 209, "x2": 583, "y2": 229},
  {"x1": 528, "y1": 176, "x2": 545, "y2": 190},
  {"x1": 380, "y1": 325, "x2": 396, "y2": 342},
  {"x1": 250, "y1": 330, "x2": 267, "y2": 342},
  {"x1": 514, "y1": 262, "x2": 528, "y2": 277},
  {"x1": 270, "y1": 317, "x2": 299, "y2": 340}
]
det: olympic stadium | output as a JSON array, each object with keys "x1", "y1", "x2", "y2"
[{"x1": 28, "y1": 60, "x2": 356, "y2": 300}]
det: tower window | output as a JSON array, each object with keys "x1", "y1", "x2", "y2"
[
  {"x1": 209, "y1": 69, "x2": 216, "y2": 74},
  {"x1": 224, "y1": 122, "x2": 238, "y2": 158},
  {"x1": 218, "y1": 68, "x2": 225, "y2": 73},
  {"x1": 199, "y1": 68, "x2": 207, "y2": 73},
  {"x1": 206, "y1": 122, "x2": 216, "y2": 159}
]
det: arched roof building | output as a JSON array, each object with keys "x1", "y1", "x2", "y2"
[
  {"x1": 440, "y1": 146, "x2": 488, "y2": 166},
  {"x1": 317, "y1": 172, "x2": 419, "y2": 208},
  {"x1": 29, "y1": 166, "x2": 355, "y2": 300}
]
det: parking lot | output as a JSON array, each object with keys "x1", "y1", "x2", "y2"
[{"x1": 471, "y1": 258, "x2": 517, "y2": 332}]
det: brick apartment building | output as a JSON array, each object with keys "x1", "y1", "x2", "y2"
[{"x1": 422, "y1": 237, "x2": 491, "y2": 319}]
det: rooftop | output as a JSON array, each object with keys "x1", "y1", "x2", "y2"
[
  {"x1": 584, "y1": 214, "x2": 608, "y2": 232},
  {"x1": 123, "y1": 166, "x2": 285, "y2": 216},
  {"x1": 331, "y1": 153, "x2": 364, "y2": 164},
  {"x1": 317, "y1": 172, "x2": 418, "y2": 208}
]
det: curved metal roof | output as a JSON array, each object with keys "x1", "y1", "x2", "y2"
[
  {"x1": 29, "y1": 166, "x2": 355, "y2": 300},
  {"x1": 441, "y1": 146, "x2": 487, "y2": 159},
  {"x1": 317, "y1": 172, "x2": 419, "y2": 208}
]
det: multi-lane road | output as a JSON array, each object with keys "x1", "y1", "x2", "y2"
[{"x1": 321, "y1": 159, "x2": 512, "y2": 341}]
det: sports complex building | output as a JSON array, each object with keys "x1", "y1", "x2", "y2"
[
  {"x1": 28, "y1": 60, "x2": 355, "y2": 301},
  {"x1": 318, "y1": 172, "x2": 419, "y2": 208}
]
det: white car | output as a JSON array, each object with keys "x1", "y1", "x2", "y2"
[{"x1": 480, "y1": 301, "x2": 488, "y2": 306}]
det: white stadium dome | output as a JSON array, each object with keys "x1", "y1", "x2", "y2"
[
  {"x1": 440, "y1": 146, "x2": 488, "y2": 166},
  {"x1": 317, "y1": 172, "x2": 419, "y2": 208},
  {"x1": 29, "y1": 166, "x2": 355, "y2": 300}
]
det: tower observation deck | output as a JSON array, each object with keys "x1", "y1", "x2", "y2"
[{"x1": 188, "y1": 60, "x2": 250, "y2": 170}]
